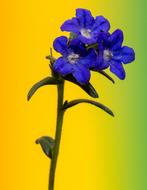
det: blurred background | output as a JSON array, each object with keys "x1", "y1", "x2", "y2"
[{"x1": 1, "y1": 0, "x2": 147, "y2": 189}]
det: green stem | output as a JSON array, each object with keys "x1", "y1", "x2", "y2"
[
  {"x1": 86, "y1": 43, "x2": 98, "y2": 50},
  {"x1": 49, "y1": 81, "x2": 65, "y2": 190}
]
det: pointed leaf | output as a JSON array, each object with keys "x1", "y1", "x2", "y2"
[
  {"x1": 63, "y1": 74, "x2": 99, "y2": 98},
  {"x1": 98, "y1": 71, "x2": 115, "y2": 84},
  {"x1": 63, "y1": 99, "x2": 114, "y2": 117},
  {"x1": 92, "y1": 69, "x2": 115, "y2": 84},
  {"x1": 27, "y1": 77, "x2": 62, "y2": 101},
  {"x1": 81, "y1": 83, "x2": 98, "y2": 98},
  {"x1": 36, "y1": 136, "x2": 55, "y2": 159}
]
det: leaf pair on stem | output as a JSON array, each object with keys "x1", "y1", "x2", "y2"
[{"x1": 27, "y1": 64, "x2": 114, "y2": 159}]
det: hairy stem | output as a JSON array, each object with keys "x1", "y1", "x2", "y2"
[{"x1": 49, "y1": 81, "x2": 65, "y2": 190}]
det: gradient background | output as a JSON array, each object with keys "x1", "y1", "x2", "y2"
[{"x1": 1, "y1": 0, "x2": 147, "y2": 189}]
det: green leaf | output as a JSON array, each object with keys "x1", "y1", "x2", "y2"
[
  {"x1": 98, "y1": 71, "x2": 115, "y2": 84},
  {"x1": 81, "y1": 83, "x2": 98, "y2": 98},
  {"x1": 36, "y1": 136, "x2": 55, "y2": 159},
  {"x1": 27, "y1": 77, "x2": 62, "y2": 101},
  {"x1": 86, "y1": 43, "x2": 98, "y2": 50},
  {"x1": 69, "y1": 32, "x2": 77, "y2": 40},
  {"x1": 92, "y1": 69, "x2": 115, "y2": 84},
  {"x1": 62, "y1": 99, "x2": 114, "y2": 117},
  {"x1": 63, "y1": 74, "x2": 99, "y2": 98}
]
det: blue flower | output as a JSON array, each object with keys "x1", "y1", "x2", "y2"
[
  {"x1": 53, "y1": 36, "x2": 96, "y2": 84},
  {"x1": 95, "y1": 29, "x2": 135, "y2": 79},
  {"x1": 61, "y1": 8, "x2": 110, "y2": 44}
]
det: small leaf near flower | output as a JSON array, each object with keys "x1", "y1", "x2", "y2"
[
  {"x1": 64, "y1": 74, "x2": 99, "y2": 98},
  {"x1": 98, "y1": 70, "x2": 115, "y2": 84},
  {"x1": 92, "y1": 69, "x2": 115, "y2": 84},
  {"x1": 36, "y1": 136, "x2": 55, "y2": 159},
  {"x1": 27, "y1": 77, "x2": 62, "y2": 101},
  {"x1": 81, "y1": 83, "x2": 99, "y2": 98},
  {"x1": 62, "y1": 99, "x2": 114, "y2": 117}
]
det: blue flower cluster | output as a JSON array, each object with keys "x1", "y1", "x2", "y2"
[{"x1": 53, "y1": 8, "x2": 135, "y2": 84}]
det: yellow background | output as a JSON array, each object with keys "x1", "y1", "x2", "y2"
[{"x1": 1, "y1": 0, "x2": 143, "y2": 190}]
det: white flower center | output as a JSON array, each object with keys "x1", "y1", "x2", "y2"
[
  {"x1": 103, "y1": 50, "x2": 113, "y2": 61},
  {"x1": 80, "y1": 28, "x2": 92, "y2": 39},
  {"x1": 67, "y1": 53, "x2": 79, "y2": 64}
]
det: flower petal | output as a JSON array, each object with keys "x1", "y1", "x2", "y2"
[
  {"x1": 113, "y1": 46, "x2": 135, "y2": 64},
  {"x1": 95, "y1": 52, "x2": 109, "y2": 70},
  {"x1": 72, "y1": 64, "x2": 91, "y2": 84},
  {"x1": 53, "y1": 36, "x2": 68, "y2": 56},
  {"x1": 53, "y1": 57, "x2": 73, "y2": 76},
  {"x1": 76, "y1": 8, "x2": 94, "y2": 28},
  {"x1": 78, "y1": 49, "x2": 97, "y2": 68},
  {"x1": 110, "y1": 60, "x2": 126, "y2": 79},
  {"x1": 92, "y1": 16, "x2": 110, "y2": 33},
  {"x1": 108, "y1": 29, "x2": 124, "y2": 51},
  {"x1": 97, "y1": 32, "x2": 110, "y2": 50},
  {"x1": 69, "y1": 38, "x2": 87, "y2": 56},
  {"x1": 61, "y1": 18, "x2": 81, "y2": 33},
  {"x1": 78, "y1": 34, "x2": 97, "y2": 44}
]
